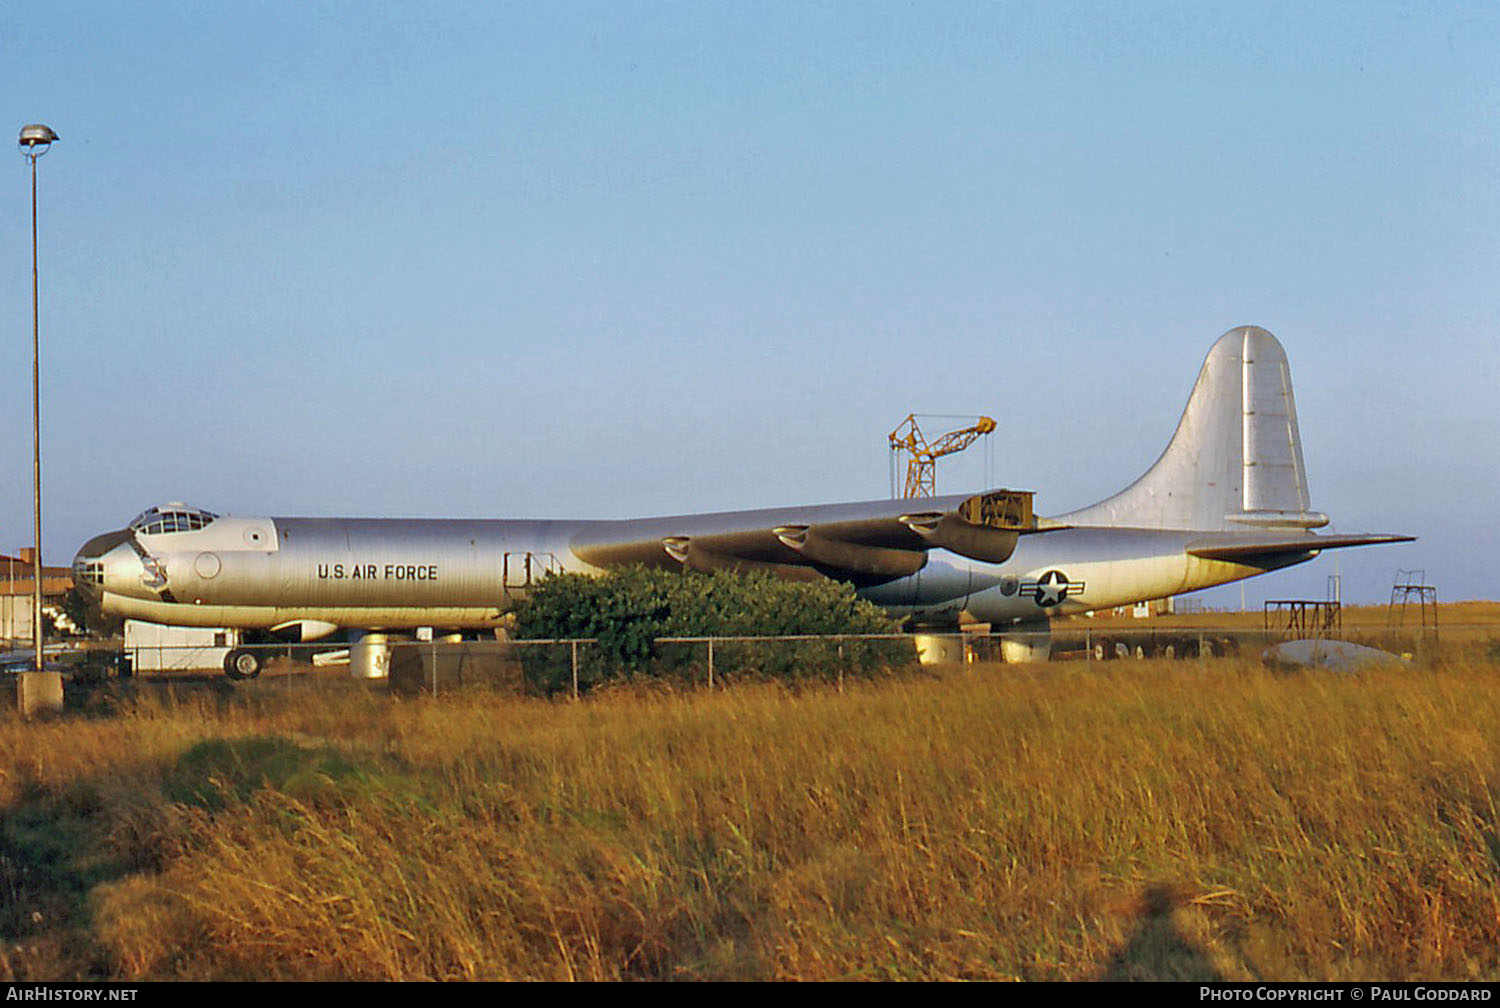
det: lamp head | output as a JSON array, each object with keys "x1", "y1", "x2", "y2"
[{"x1": 18, "y1": 124, "x2": 58, "y2": 156}]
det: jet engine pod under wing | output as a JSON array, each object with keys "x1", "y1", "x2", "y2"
[
  {"x1": 569, "y1": 488, "x2": 1036, "y2": 584},
  {"x1": 773, "y1": 525, "x2": 927, "y2": 579},
  {"x1": 661, "y1": 535, "x2": 827, "y2": 581},
  {"x1": 898, "y1": 489, "x2": 1037, "y2": 564}
]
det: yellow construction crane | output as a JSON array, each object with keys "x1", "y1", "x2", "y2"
[{"x1": 888, "y1": 414, "x2": 996, "y2": 499}]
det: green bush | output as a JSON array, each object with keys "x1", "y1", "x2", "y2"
[{"x1": 513, "y1": 567, "x2": 912, "y2": 690}]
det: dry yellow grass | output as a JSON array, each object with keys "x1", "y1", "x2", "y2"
[{"x1": 2, "y1": 648, "x2": 1499, "y2": 980}]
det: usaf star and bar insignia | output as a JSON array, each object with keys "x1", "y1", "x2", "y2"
[{"x1": 1020, "y1": 569, "x2": 1085, "y2": 607}]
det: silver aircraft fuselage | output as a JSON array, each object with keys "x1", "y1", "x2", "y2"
[
  {"x1": 73, "y1": 506, "x2": 1310, "y2": 638},
  {"x1": 71, "y1": 326, "x2": 1413, "y2": 644}
]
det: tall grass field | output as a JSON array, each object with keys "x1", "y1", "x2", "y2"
[{"x1": 1, "y1": 648, "x2": 1497, "y2": 980}]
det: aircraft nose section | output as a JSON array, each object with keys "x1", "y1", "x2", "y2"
[{"x1": 71, "y1": 529, "x2": 144, "y2": 603}]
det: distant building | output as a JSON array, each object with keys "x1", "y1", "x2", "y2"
[
  {"x1": 1, "y1": 549, "x2": 72, "y2": 644},
  {"x1": 1084, "y1": 597, "x2": 1178, "y2": 618},
  {"x1": 1132, "y1": 597, "x2": 1176, "y2": 618}
]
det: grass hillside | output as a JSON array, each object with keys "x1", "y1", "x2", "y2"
[{"x1": 1, "y1": 649, "x2": 1498, "y2": 980}]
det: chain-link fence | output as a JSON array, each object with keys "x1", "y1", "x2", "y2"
[
  {"x1": 485, "y1": 634, "x2": 921, "y2": 698},
  {"x1": 70, "y1": 620, "x2": 1483, "y2": 696}
]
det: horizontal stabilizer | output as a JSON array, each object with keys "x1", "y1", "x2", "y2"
[{"x1": 1187, "y1": 532, "x2": 1415, "y2": 562}]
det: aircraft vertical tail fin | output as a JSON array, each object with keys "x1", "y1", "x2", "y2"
[{"x1": 1057, "y1": 326, "x2": 1329, "y2": 532}]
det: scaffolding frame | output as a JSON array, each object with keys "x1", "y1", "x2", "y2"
[
  {"x1": 1263, "y1": 599, "x2": 1342, "y2": 641},
  {"x1": 1387, "y1": 569, "x2": 1438, "y2": 640}
]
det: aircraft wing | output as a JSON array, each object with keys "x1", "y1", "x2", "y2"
[
  {"x1": 570, "y1": 489, "x2": 1037, "y2": 584},
  {"x1": 1186, "y1": 531, "x2": 1415, "y2": 564}
]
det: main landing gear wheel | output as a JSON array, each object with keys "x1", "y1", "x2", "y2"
[{"x1": 224, "y1": 648, "x2": 263, "y2": 681}]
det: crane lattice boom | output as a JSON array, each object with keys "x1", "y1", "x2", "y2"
[{"x1": 889, "y1": 414, "x2": 996, "y2": 498}]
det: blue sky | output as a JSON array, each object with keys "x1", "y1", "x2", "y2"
[{"x1": 2, "y1": 2, "x2": 1496, "y2": 606}]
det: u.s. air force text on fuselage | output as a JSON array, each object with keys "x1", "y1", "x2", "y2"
[{"x1": 317, "y1": 564, "x2": 439, "y2": 582}]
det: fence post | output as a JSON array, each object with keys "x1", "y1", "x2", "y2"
[
  {"x1": 571, "y1": 639, "x2": 579, "y2": 701},
  {"x1": 707, "y1": 638, "x2": 714, "y2": 690},
  {"x1": 837, "y1": 640, "x2": 844, "y2": 693}
]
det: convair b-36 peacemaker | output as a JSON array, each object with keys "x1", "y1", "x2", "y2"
[{"x1": 73, "y1": 326, "x2": 1412, "y2": 679}]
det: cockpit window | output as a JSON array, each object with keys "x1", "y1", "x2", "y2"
[{"x1": 129, "y1": 503, "x2": 219, "y2": 536}]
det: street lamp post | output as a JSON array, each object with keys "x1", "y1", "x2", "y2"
[{"x1": 19, "y1": 123, "x2": 60, "y2": 716}]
